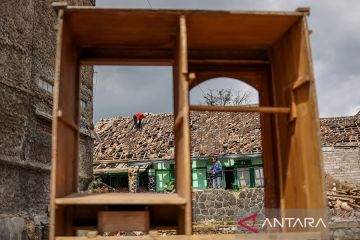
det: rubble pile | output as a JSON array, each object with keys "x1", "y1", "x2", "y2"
[
  {"x1": 87, "y1": 178, "x2": 115, "y2": 193},
  {"x1": 327, "y1": 186, "x2": 360, "y2": 212}
]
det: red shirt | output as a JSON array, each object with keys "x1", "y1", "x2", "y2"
[{"x1": 135, "y1": 112, "x2": 145, "y2": 120}]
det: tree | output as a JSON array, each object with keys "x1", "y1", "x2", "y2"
[{"x1": 200, "y1": 88, "x2": 251, "y2": 106}]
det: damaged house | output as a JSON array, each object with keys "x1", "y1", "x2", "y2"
[{"x1": 93, "y1": 110, "x2": 360, "y2": 192}]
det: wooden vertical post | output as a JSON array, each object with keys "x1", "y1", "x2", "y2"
[
  {"x1": 173, "y1": 15, "x2": 192, "y2": 235},
  {"x1": 258, "y1": 70, "x2": 280, "y2": 210},
  {"x1": 50, "y1": 6, "x2": 81, "y2": 239},
  {"x1": 271, "y1": 16, "x2": 327, "y2": 236}
]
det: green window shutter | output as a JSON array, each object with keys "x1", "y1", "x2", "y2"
[
  {"x1": 249, "y1": 168, "x2": 255, "y2": 187},
  {"x1": 156, "y1": 170, "x2": 170, "y2": 191},
  {"x1": 254, "y1": 167, "x2": 264, "y2": 187},
  {"x1": 192, "y1": 168, "x2": 207, "y2": 190},
  {"x1": 237, "y1": 168, "x2": 251, "y2": 187},
  {"x1": 234, "y1": 170, "x2": 239, "y2": 189},
  {"x1": 169, "y1": 164, "x2": 175, "y2": 181}
]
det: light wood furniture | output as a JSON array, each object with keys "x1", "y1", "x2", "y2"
[
  {"x1": 50, "y1": 4, "x2": 326, "y2": 239},
  {"x1": 97, "y1": 211, "x2": 150, "y2": 233}
]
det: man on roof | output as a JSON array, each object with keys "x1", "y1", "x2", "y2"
[{"x1": 133, "y1": 112, "x2": 149, "y2": 130}]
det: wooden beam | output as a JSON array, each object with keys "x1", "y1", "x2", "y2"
[
  {"x1": 188, "y1": 59, "x2": 270, "y2": 65},
  {"x1": 271, "y1": 16, "x2": 327, "y2": 237},
  {"x1": 80, "y1": 58, "x2": 172, "y2": 66},
  {"x1": 57, "y1": 110, "x2": 78, "y2": 131},
  {"x1": 190, "y1": 105, "x2": 291, "y2": 114},
  {"x1": 50, "y1": 7, "x2": 81, "y2": 239},
  {"x1": 50, "y1": 9, "x2": 65, "y2": 240},
  {"x1": 55, "y1": 193, "x2": 186, "y2": 205},
  {"x1": 79, "y1": 48, "x2": 270, "y2": 66},
  {"x1": 173, "y1": 15, "x2": 192, "y2": 235},
  {"x1": 79, "y1": 48, "x2": 173, "y2": 66}
]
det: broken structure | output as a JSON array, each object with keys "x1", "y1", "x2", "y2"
[{"x1": 93, "y1": 111, "x2": 360, "y2": 192}]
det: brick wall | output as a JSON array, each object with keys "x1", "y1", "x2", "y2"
[{"x1": 322, "y1": 146, "x2": 360, "y2": 185}]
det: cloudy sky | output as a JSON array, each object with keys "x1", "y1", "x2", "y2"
[{"x1": 93, "y1": 0, "x2": 360, "y2": 122}]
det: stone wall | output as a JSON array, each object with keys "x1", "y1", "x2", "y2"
[
  {"x1": 193, "y1": 189, "x2": 360, "y2": 239},
  {"x1": 323, "y1": 146, "x2": 360, "y2": 185},
  {"x1": 328, "y1": 220, "x2": 360, "y2": 240},
  {"x1": 0, "y1": 0, "x2": 94, "y2": 239},
  {"x1": 192, "y1": 189, "x2": 264, "y2": 222}
]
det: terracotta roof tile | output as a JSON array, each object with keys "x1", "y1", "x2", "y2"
[{"x1": 94, "y1": 111, "x2": 360, "y2": 162}]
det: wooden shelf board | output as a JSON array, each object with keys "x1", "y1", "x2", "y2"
[{"x1": 55, "y1": 193, "x2": 186, "y2": 205}]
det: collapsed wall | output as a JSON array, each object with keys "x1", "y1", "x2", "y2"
[
  {"x1": 323, "y1": 146, "x2": 360, "y2": 186},
  {"x1": 0, "y1": 0, "x2": 94, "y2": 239}
]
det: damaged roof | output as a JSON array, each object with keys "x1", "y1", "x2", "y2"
[
  {"x1": 94, "y1": 111, "x2": 360, "y2": 163},
  {"x1": 320, "y1": 111, "x2": 360, "y2": 146}
]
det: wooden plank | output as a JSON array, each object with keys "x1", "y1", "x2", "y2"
[
  {"x1": 55, "y1": 193, "x2": 186, "y2": 205},
  {"x1": 80, "y1": 48, "x2": 173, "y2": 65},
  {"x1": 64, "y1": 7, "x2": 305, "y2": 16},
  {"x1": 79, "y1": 48, "x2": 270, "y2": 66},
  {"x1": 50, "y1": 7, "x2": 81, "y2": 238},
  {"x1": 51, "y1": 6, "x2": 83, "y2": 240},
  {"x1": 80, "y1": 58, "x2": 172, "y2": 66},
  {"x1": 61, "y1": 8, "x2": 301, "y2": 49},
  {"x1": 55, "y1": 232, "x2": 321, "y2": 240},
  {"x1": 190, "y1": 105, "x2": 290, "y2": 114},
  {"x1": 257, "y1": 69, "x2": 280, "y2": 210},
  {"x1": 188, "y1": 49, "x2": 269, "y2": 61},
  {"x1": 80, "y1": 58, "x2": 270, "y2": 66},
  {"x1": 57, "y1": 110, "x2": 78, "y2": 131},
  {"x1": 271, "y1": 15, "x2": 327, "y2": 237},
  {"x1": 188, "y1": 59, "x2": 270, "y2": 65},
  {"x1": 50, "y1": 8, "x2": 65, "y2": 240},
  {"x1": 98, "y1": 211, "x2": 149, "y2": 233},
  {"x1": 173, "y1": 15, "x2": 192, "y2": 235},
  {"x1": 53, "y1": 12, "x2": 80, "y2": 199}
]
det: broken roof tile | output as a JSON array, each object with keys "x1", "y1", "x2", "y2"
[{"x1": 94, "y1": 111, "x2": 360, "y2": 162}]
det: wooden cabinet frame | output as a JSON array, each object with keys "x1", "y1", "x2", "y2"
[{"x1": 50, "y1": 4, "x2": 326, "y2": 239}]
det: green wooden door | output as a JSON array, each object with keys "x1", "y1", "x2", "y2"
[{"x1": 192, "y1": 168, "x2": 207, "y2": 189}]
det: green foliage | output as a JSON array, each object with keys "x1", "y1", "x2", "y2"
[{"x1": 164, "y1": 180, "x2": 175, "y2": 192}]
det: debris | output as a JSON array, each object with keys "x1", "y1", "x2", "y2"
[
  {"x1": 94, "y1": 111, "x2": 262, "y2": 162},
  {"x1": 327, "y1": 183, "x2": 360, "y2": 213},
  {"x1": 94, "y1": 111, "x2": 360, "y2": 163},
  {"x1": 87, "y1": 177, "x2": 116, "y2": 193}
]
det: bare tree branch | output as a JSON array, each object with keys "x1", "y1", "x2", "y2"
[{"x1": 200, "y1": 88, "x2": 251, "y2": 106}]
